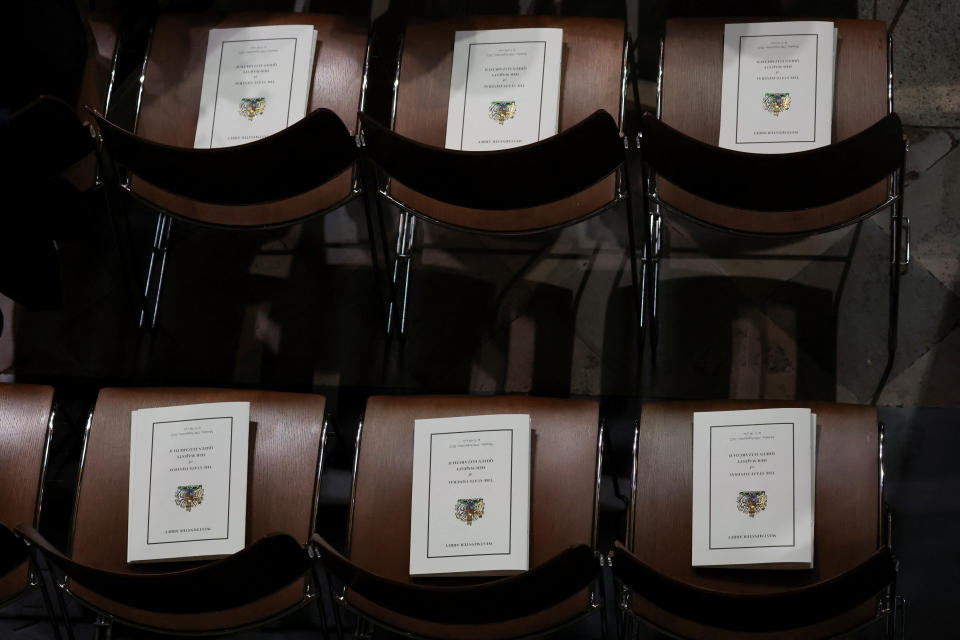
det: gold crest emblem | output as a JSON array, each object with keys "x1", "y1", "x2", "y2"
[
  {"x1": 737, "y1": 491, "x2": 767, "y2": 518},
  {"x1": 762, "y1": 93, "x2": 791, "y2": 117},
  {"x1": 175, "y1": 485, "x2": 204, "y2": 512},
  {"x1": 455, "y1": 498, "x2": 485, "y2": 525},
  {"x1": 239, "y1": 97, "x2": 266, "y2": 121},
  {"x1": 488, "y1": 101, "x2": 517, "y2": 125}
]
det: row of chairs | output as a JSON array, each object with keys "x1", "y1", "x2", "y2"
[
  {"x1": 6, "y1": 13, "x2": 908, "y2": 396},
  {"x1": 1, "y1": 382, "x2": 902, "y2": 638}
]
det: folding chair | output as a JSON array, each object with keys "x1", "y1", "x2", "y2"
[
  {"x1": 613, "y1": 400, "x2": 903, "y2": 639},
  {"x1": 316, "y1": 394, "x2": 606, "y2": 639},
  {"x1": 360, "y1": 15, "x2": 642, "y2": 344},
  {"x1": 88, "y1": 12, "x2": 375, "y2": 329},
  {"x1": 640, "y1": 19, "x2": 906, "y2": 401},
  {"x1": 18, "y1": 387, "x2": 330, "y2": 638},
  {"x1": 0, "y1": 383, "x2": 61, "y2": 638}
]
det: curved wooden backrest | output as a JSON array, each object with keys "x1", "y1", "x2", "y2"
[
  {"x1": 629, "y1": 400, "x2": 880, "y2": 639},
  {"x1": 0, "y1": 383, "x2": 53, "y2": 604},
  {"x1": 6, "y1": 96, "x2": 94, "y2": 183},
  {"x1": 314, "y1": 534, "x2": 597, "y2": 624},
  {"x1": 18, "y1": 525, "x2": 309, "y2": 614},
  {"x1": 658, "y1": 18, "x2": 891, "y2": 234},
  {"x1": 641, "y1": 112, "x2": 903, "y2": 213},
  {"x1": 363, "y1": 110, "x2": 622, "y2": 212},
  {"x1": 127, "y1": 12, "x2": 368, "y2": 227},
  {"x1": 347, "y1": 394, "x2": 600, "y2": 639},
  {"x1": 91, "y1": 107, "x2": 355, "y2": 205},
  {"x1": 613, "y1": 542, "x2": 894, "y2": 632},
  {"x1": 68, "y1": 387, "x2": 325, "y2": 632},
  {"x1": 390, "y1": 15, "x2": 625, "y2": 233}
]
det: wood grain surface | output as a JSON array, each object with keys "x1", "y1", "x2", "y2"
[
  {"x1": 389, "y1": 16, "x2": 624, "y2": 232},
  {"x1": 346, "y1": 395, "x2": 600, "y2": 639},
  {"x1": 658, "y1": 19, "x2": 889, "y2": 234},
  {"x1": 629, "y1": 400, "x2": 880, "y2": 638},
  {"x1": 127, "y1": 13, "x2": 367, "y2": 227},
  {"x1": 0, "y1": 383, "x2": 54, "y2": 604},
  {"x1": 68, "y1": 387, "x2": 325, "y2": 632}
]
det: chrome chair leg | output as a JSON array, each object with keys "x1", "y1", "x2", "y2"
[
  {"x1": 93, "y1": 614, "x2": 112, "y2": 640},
  {"x1": 29, "y1": 559, "x2": 64, "y2": 640},
  {"x1": 387, "y1": 211, "x2": 415, "y2": 338},
  {"x1": 138, "y1": 212, "x2": 172, "y2": 330}
]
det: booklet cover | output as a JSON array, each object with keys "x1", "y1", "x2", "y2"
[
  {"x1": 692, "y1": 408, "x2": 816, "y2": 569},
  {"x1": 409, "y1": 414, "x2": 531, "y2": 576},
  {"x1": 194, "y1": 25, "x2": 316, "y2": 149},
  {"x1": 444, "y1": 28, "x2": 563, "y2": 151},
  {"x1": 718, "y1": 21, "x2": 835, "y2": 153},
  {"x1": 127, "y1": 402, "x2": 250, "y2": 563}
]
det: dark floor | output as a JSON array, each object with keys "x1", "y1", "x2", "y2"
[{"x1": 2, "y1": 0, "x2": 958, "y2": 638}]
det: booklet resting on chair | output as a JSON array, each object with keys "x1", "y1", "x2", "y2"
[
  {"x1": 127, "y1": 402, "x2": 250, "y2": 563},
  {"x1": 692, "y1": 408, "x2": 816, "y2": 569},
  {"x1": 444, "y1": 28, "x2": 562, "y2": 151},
  {"x1": 194, "y1": 25, "x2": 317, "y2": 149},
  {"x1": 409, "y1": 414, "x2": 531, "y2": 576}
]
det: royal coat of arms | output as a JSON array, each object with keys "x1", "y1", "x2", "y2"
[
  {"x1": 239, "y1": 97, "x2": 266, "y2": 121},
  {"x1": 455, "y1": 498, "x2": 485, "y2": 525},
  {"x1": 762, "y1": 93, "x2": 791, "y2": 116},
  {"x1": 737, "y1": 491, "x2": 767, "y2": 517},
  {"x1": 488, "y1": 101, "x2": 517, "y2": 125},
  {"x1": 175, "y1": 485, "x2": 204, "y2": 512}
]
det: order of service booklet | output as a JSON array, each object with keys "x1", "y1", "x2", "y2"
[
  {"x1": 194, "y1": 25, "x2": 316, "y2": 149},
  {"x1": 718, "y1": 21, "x2": 836, "y2": 153},
  {"x1": 409, "y1": 414, "x2": 531, "y2": 576},
  {"x1": 692, "y1": 408, "x2": 816, "y2": 569},
  {"x1": 444, "y1": 28, "x2": 563, "y2": 151},
  {"x1": 127, "y1": 402, "x2": 250, "y2": 563}
]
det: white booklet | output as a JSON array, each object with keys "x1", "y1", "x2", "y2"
[
  {"x1": 692, "y1": 408, "x2": 816, "y2": 569},
  {"x1": 718, "y1": 21, "x2": 836, "y2": 153},
  {"x1": 127, "y1": 402, "x2": 250, "y2": 563},
  {"x1": 444, "y1": 28, "x2": 563, "y2": 151},
  {"x1": 409, "y1": 414, "x2": 531, "y2": 576},
  {"x1": 194, "y1": 25, "x2": 316, "y2": 149}
]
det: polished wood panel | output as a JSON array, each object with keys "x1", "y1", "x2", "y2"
[
  {"x1": 658, "y1": 19, "x2": 889, "y2": 234},
  {"x1": 129, "y1": 13, "x2": 368, "y2": 227},
  {"x1": 629, "y1": 400, "x2": 880, "y2": 638},
  {"x1": 347, "y1": 395, "x2": 600, "y2": 639},
  {"x1": 69, "y1": 387, "x2": 325, "y2": 632},
  {"x1": 390, "y1": 16, "x2": 623, "y2": 232},
  {"x1": 0, "y1": 383, "x2": 53, "y2": 604}
]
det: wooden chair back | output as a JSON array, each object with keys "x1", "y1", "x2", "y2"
[
  {"x1": 67, "y1": 387, "x2": 325, "y2": 633},
  {"x1": 346, "y1": 394, "x2": 601, "y2": 639},
  {"x1": 0, "y1": 383, "x2": 54, "y2": 604},
  {"x1": 657, "y1": 18, "x2": 890, "y2": 234},
  {"x1": 127, "y1": 12, "x2": 368, "y2": 227},
  {"x1": 388, "y1": 15, "x2": 625, "y2": 232},
  {"x1": 628, "y1": 400, "x2": 881, "y2": 638}
]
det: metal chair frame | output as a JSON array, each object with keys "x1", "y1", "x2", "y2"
[
  {"x1": 365, "y1": 25, "x2": 643, "y2": 349},
  {"x1": 641, "y1": 34, "x2": 909, "y2": 403},
  {"x1": 320, "y1": 404, "x2": 608, "y2": 640},
  {"x1": 37, "y1": 402, "x2": 333, "y2": 640},
  {"x1": 615, "y1": 409, "x2": 905, "y2": 640},
  {"x1": 95, "y1": 14, "x2": 384, "y2": 331}
]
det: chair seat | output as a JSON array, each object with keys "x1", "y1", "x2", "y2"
[
  {"x1": 387, "y1": 15, "x2": 625, "y2": 233},
  {"x1": 628, "y1": 400, "x2": 880, "y2": 639},
  {"x1": 346, "y1": 395, "x2": 601, "y2": 639},
  {"x1": 127, "y1": 11, "x2": 368, "y2": 226},
  {"x1": 66, "y1": 387, "x2": 326, "y2": 633},
  {"x1": 657, "y1": 18, "x2": 889, "y2": 234}
]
